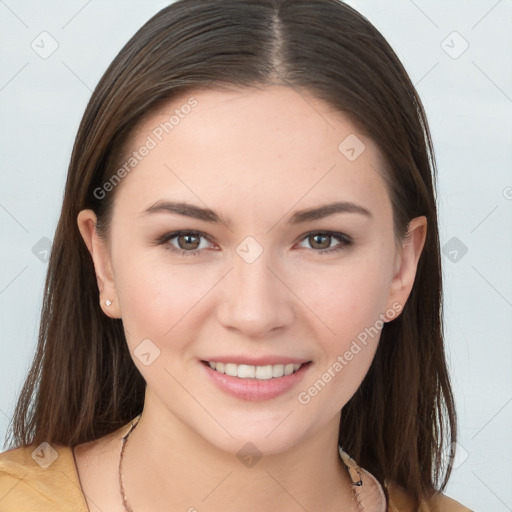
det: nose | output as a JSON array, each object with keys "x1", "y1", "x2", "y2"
[{"x1": 216, "y1": 245, "x2": 295, "y2": 338}]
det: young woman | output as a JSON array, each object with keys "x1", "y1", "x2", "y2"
[{"x1": 0, "y1": 1, "x2": 472, "y2": 510}]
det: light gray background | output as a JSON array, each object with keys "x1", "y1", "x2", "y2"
[{"x1": 1, "y1": 1, "x2": 511, "y2": 510}]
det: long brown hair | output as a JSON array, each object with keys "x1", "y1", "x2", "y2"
[{"x1": 6, "y1": 0, "x2": 457, "y2": 508}]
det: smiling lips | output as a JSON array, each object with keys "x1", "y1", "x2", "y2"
[
  {"x1": 207, "y1": 361, "x2": 303, "y2": 379},
  {"x1": 202, "y1": 359, "x2": 312, "y2": 401}
]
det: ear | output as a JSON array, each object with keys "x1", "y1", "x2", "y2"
[
  {"x1": 77, "y1": 209, "x2": 121, "y2": 319},
  {"x1": 384, "y1": 216, "x2": 427, "y2": 321}
]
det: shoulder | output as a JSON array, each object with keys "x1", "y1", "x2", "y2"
[
  {"x1": 0, "y1": 443, "x2": 88, "y2": 512},
  {"x1": 387, "y1": 481, "x2": 473, "y2": 512},
  {"x1": 0, "y1": 417, "x2": 138, "y2": 512}
]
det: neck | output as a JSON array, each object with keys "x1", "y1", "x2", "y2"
[{"x1": 121, "y1": 392, "x2": 356, "y2": 512}]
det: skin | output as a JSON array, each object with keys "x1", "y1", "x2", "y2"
[{"x1": 76, "y1": 85, "x2": 427, "y2": 512}]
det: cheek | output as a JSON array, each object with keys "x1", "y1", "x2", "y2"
[
  {"x1": 302, "y1": 252, "x2": 393, "y2": 341},
  {"x1": 293, "y1": 251, "x2": 393, "y2": 405},
  {"x1": 112, "y1": 247, "x2": 219, "y2": 351},
  {"x1": 295, "y1": 266, "x2": 388, "y2": 415}
]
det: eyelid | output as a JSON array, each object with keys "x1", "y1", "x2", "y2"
[
  {"x1": 294, "y1": 231, "x2": 353, "y2": 252},
  {"x1": 156, "y1": 230, "x2": 213, "y2": 244},
  {"x1": 294, "y1": 230, "x2": 352, "y2": 244},
  {"x1": 156, "y1": 230, "x2": 217, "y2": 257}
]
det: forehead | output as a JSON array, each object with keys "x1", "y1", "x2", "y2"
[
  {"x1": 132, "y1": 85, "x2": 361, "y2": 159},
  {"x1": 112, "y1": 85, "x2": 390, "y2": 221}
]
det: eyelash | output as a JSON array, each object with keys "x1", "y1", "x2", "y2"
[{"x1": 156, "y1": 230, "x2": 353, "y2": 257}]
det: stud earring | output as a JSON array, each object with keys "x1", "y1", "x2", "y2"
[{"x1": 105, "y1": 299, "x2": 112, "y2": 306}]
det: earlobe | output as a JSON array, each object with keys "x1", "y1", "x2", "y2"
[
  {"x1": 385, "y1": 216, "x2": 427, "y2": 320},
  {"x1": 77, "y1": 209, "x2": 121, "y2": 319}
]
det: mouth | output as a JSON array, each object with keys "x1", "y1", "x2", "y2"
[
  {"x1": 200, "y1": 359, "x2": 312, "y2": 401},
  {"x1": 200, "y1": 356, "x2": 313, "y2": 402},
  {"x1": 202, "y1": 360, "x2": 308, "y2": 380}
]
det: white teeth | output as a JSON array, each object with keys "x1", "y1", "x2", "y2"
[
  {"x1": 272, "y1": 364, "x2": 284, "y2": 377},
  {"x1": 255, "y1": 365, "x2": 273, "y2": 380},
  {"x1": 225, "y1": 363, "x2": 238, "y2": 377},
  {"x1": 237, "y1": 364, "x2": 255, "y2": 378},
  {"x1": 208, "y1": 361, "x2": 304, "y2": 379}
]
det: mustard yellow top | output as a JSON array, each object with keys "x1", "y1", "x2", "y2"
[{"x1": 0, "y1": 419, "x2": 472, "y2": 512}]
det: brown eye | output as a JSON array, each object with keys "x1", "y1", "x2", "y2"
[
  {"x1": 176, "y1": 233, "x2": 201, "y2": 250},
  {"x1": 308, "y1": 234, "x2": 331, "y2": 250},
  {"x1": 297, "y1": 231, "x2": 352, "y2": 254},
  {"x1": 157, "y1": 231, "x2": 213, "y2": 256}
]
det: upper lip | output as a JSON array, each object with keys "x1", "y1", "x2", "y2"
[{"x1": 201, "y1": 356, "x2": 311, "y2": 366}]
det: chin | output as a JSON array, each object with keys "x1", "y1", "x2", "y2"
[{"x1": 192, "y1": 415, "x2": 314, "y2": 459}]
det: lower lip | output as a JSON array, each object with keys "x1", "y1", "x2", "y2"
[{"x1": 201, "y1": 361, "x2": 311, "y2": 401}]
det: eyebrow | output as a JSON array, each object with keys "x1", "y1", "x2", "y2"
[{"x1": 142, "y1": 200, "x2": 372, "y2": 226}]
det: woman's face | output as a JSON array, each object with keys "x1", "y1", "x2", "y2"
[{"x1": 79, "y1": 85, "x2": 425, "y2": 455}]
